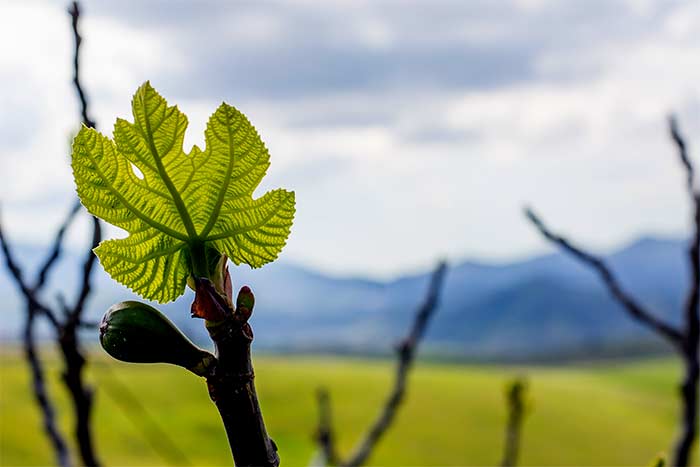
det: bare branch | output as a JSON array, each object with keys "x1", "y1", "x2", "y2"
[
  {"x1": 1, "y1": 201, "x2": 102, "y2": 467},
  {"x1": 0, "y1": 208, "x2": 71, "y2": 467},
  {"x1": 2, "y1": 216, "x2": 75, "y2": 467},
  {"x1": 340, "y1": 261, "x2": 448, "y2": 467},
  {"x1": 670, "y1": 117, "x2": 700, "y2": 350},
  {"x1": 23, "y1": 310, "x2": 72, "y2": 467},
  {"x1": 683, "y1": 222, "x2": 699, "y2": 351},
  {"x1": 69, "y1": 216, "x2": 101, "y2": 324},
  {"x1": 669, "y1": 116, "x2": 700, "y2": 467},
  {"x1": 2, "y1": 4, "x2": 107, "y2": 467},
  {"x1": 35, "y1": 201, "x2": 81, "y2": 291},
  {"x1": 0, "y1": 218, "x2": 60, "y2": 328},
  {"x1": 0, "y1": 215, "x2": 29, "y2": 292},
  {"x1": 314, "y1": 387, "x2": 339, "y2": 467},
  {"x1": 669, "y1": 115, "x2": 695, "y2": 195},
  {"x1": 56, "y1": 4, "x2": 102, "y2": 466},
  {"x1": 524, "y1": 117, "x2": 699, "y2": 466},
  {"x1": 56, "y1": 292, "x2": 71, "y2": 320},
  {"x1": 66, "y1": 0, "x2": 101, "y2": 325},
  {"x1": 68, "y1": 1, "x2": 95, "y2": 129},
  {"x1": 524, "y1": 208, "x2": 683, "y2": 346},
  {"x1": 500, "y1": 377, "x2": 528, "y2": 467}
]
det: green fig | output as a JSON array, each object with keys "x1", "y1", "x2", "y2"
[{"x1": 100, "y1": 301, "x2": 215, "y2": 376}]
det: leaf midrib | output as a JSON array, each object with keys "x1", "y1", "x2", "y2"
[
  {"x1": 200, "y1": 108, "x2": 236, "y2": 238},
  {"x1": 82, "y1": 143, "x2": 189, "y2": 242},
  {"x1": 208, "y1": 191, "x2": 291, "y2": 240},
  {"x1": 139, "y1": 94, "x2": 199, "y2": 241}
]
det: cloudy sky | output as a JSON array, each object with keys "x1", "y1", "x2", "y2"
[{"x1": 0, "y1": 0, "x2": 698, "y2": 279}]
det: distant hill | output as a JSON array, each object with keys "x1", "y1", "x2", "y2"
[{"x1": 0, "y1": 236, "x2": 690, "y2": 360}]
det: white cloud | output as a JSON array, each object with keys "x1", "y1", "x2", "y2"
[{"x1": 0, "y1": 0, "x2": 698, "y2": 279}]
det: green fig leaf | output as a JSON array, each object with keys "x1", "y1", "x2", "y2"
[{"x1": 72, "y1": 82, "x2": 295, "y2": 303}]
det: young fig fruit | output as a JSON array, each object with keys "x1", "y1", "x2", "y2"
[{"x1": 100, "y1": 301, "x2": 214, "y2": 376}]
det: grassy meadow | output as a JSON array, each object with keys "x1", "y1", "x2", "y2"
[{"x1": 0, "y1": 349, "x2": 692, "y2": 466}]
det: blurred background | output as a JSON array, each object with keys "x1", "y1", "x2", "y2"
[{"x1": 1, "y1": 0, "x2": 698, "y2": 466}]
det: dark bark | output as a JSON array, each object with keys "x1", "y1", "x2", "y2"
[
  {"x1": 314, "y1": 388, "x2": 339, "y2": 466},
  {"x1": 58, "y1": 328, "x2": 99, "y2": 467},
  {"x1": 672, "y1": 116, "x2": 700, "y2": 466},
  {"x1": 35, "y1": 202, "x2": 81, "y2": 290},
  {"x1": 676, "y1": 354, "x2": 699, "y2": 467},
  {"x1": 500, "y1": 378, "x2": 527, "y2": 467},
  {"x1": 24, "y1": 308, "x2": 72, "y2": 467},
  {"x1": 1, "y1": 207, "x2": 102, "y2": 467},
  {"x1": 525, "y1": 208, "x2": 683, "y2": 346},
  {"x1": 1, "y1": 218, "x2": 71, "y2": 467},
  {"x1": 50, "y1": 209, "x2": 102, "y2": 467},
  {"x1": 68, "y1": 1, "x2": 95, "y2": 129},
  {"x1": 525, "y1": 116, "x2": 699, "y2": 467},
  {"x1": 58, "y1": 4, "x2": 102, "y2": 465},
  {"x1": 193, "y1": 278, "x2": 279, "y2": 467},
  {"x1": 0, "y1": 4, "x2": 103, "y2": 466},
  {"x1": 318, "y1": 262, "x2": 447, "y2": 467},
  {"x1": 206, "y1": 320, "x2": 279, "y2": 467}
]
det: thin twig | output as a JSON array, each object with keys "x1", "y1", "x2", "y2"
[
  {"x1": 54, "y1": 4, "x2": 102, "y2": 465},
  {"x1": 524, "y1": 116, "x2": 699, "y2": 467},
  {"x1": 23, "y1": 311, "x2": 72, "y2": 467},
  {"x1": 669, "y1": 116, "x2": 700, "y2": 467},
  {"x1": 1, "y1": 3, "x2": 102, "y2": 466},
  {"x1": 35, "y1": 201, "x2": 81, "y2": 290},
  {"x1": 0, "y1": 220, "x2": 71, "y2": 467},
  {"x1": 68, "y1": 1, "x2": 95, "y2": 129},
  {"x1": 2, "y1": 3, "x2": 188, "y2": 467},
  {"x1": 0, "y1": 217, "x2": 61, "y2": 328},
  {"x1": 500, "y1": 377, "x2": 528, "y2": 467},
  {"x1": 524, "y1": 208, "x2": 683, "y2": 346},
  {"x1": 69, "y1": 215, "x2": 101, "y2": 323},
  {"x1": 670, "y1": 116, "x2": 695, "y2": 194},
  {"x1": 339, "y1": 261, "x2": 448, "y2": 467},
  {"x1": 314, "y1": 387, "x2": 339, "y2": 466}
]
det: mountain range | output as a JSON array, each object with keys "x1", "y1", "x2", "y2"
[{"x1": 0, "y1": 236, "x2": 692, "y2": 361}]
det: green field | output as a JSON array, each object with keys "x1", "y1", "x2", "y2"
[{"x1": 0, "y1": 349, "x2": 693, "y2": 466}]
